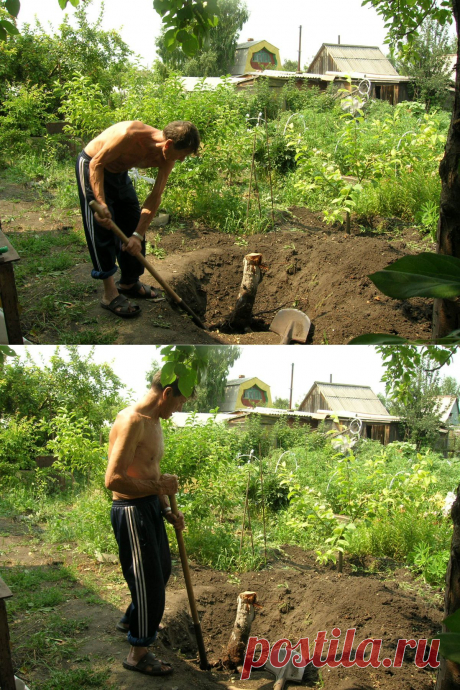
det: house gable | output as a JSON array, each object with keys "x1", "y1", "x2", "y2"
[{"x1": 232, "y1": 40, "x2": 281, "y2": 75}]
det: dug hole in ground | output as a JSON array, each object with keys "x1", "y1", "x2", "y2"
[
  {"x1": 0, "y1": 515, "x2": 442, "y2": 690},
  {"x1": 0, "y1": 177, "x2": 433, "y2": 345}
]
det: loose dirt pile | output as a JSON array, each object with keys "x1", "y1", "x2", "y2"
[
  {"x1": 154, "y1": 208, "x2": 433, "y2": 344},
  {"x1": 0, "y1": 518, "x2": 443, "y2": 690}
]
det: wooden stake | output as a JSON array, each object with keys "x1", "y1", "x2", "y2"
[
  {"x1": 264, "y1": 108, "x2": 275, "y2": 231},
  {"x1": 239, "y1": 472, "x2": 251, "y2": 557},
  {"x1": 223, "y1": 591, "x2": 258, "y2": 668},
  {"x1": 246, "y1": 131, "x2": 257, "y2": 229},
  {"x1": 229, "y1": 253, "x2": 263, "y2": 330},
  {"x1": 259, "y1": 443, "x2": 267, "y2": 562}
]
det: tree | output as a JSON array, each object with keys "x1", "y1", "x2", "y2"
[
  {"x1": 273, "y1": 397, "x2": 290, "y2": 409},
  {"x1": 439, "y1": 375, "x2": 460, "y2": 397},
  {"x1": 145, "y1": 346, "x2": 240, "y2": 410},
  {"x1": 362, "y1": 0, "x2": 460, "y2": 340},
  {"x1": 397, "y1": 17, "x2": 455, "y2": 111},
  {"x1": 282, "y1": 59, "x2": 298, "y2": 72},
  {"x1": 182, "y1": 346, "x2": 241, "y2": 411},
  {"x1": 155, "y1": 0, "x2": 248, "y2": 76},
  {"x1": 377, "y1": 343, "x2": 458, "y2": 687},
  {"x1": 0, "y1": 346, "x2": 128, "y2": 433},
  {"x1": 0, "y1": 2, "x2": 133, "y2": 106},
  {"x1": 387, "y1": 357, "x2": 444, "y2": 449},
  {"x1": 1, "y1": 0, "x2": 220, "y2": 57}
]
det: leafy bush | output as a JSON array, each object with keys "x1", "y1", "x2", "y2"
[{"x1": 0, "y1": 416, "x2": 40, "y2": 474}]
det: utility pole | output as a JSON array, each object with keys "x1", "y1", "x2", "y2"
[
  {"x1": 297, "y1": 25, "x2": 302, "y2": 73},
  {"x1": 289, "y1": 363, "x2": 294, "y2": 409}
]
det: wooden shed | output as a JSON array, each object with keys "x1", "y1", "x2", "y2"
[
  {"x1": 299, "y1": 381, "x2": 400, "y2": 444},
  {"x1": 308, "y1": 43, "x2": 410, "y2": 104}
]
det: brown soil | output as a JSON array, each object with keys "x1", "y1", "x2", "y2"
[
  {"x1": 0, "y1": 517, "x2": 443, "y2": 689},
  {"x1": 0, "y1": 182, "x2": 434, "y2": 345}
]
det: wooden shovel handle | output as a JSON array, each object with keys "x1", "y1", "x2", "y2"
[
  {"x1": 169, "y1": 494, "x2": 209, "y2": 670},
  {"x1": 88, "y1": 200, "x2": 206, "y2": 329}
]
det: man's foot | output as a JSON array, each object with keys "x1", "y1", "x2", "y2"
[
  {"x1": 117, "y1": 280, "x2": 163, "y2": 300},
  {"x1": 123, "y1": 651, "x2": 173, "y2": 676},
  {"x1": 100, "y1": 294, "x2": 141, "y2": 318}
]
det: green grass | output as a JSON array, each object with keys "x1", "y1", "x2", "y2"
[
  {"x1": 6, "y1": 228, "x2": 87, "y2": 286},
  {"x1": 0, "y1": 564, "x2": 77, "y2": 615},
  {"x1": 40, "y1": 668, "x2": 115, "y2": 690}
]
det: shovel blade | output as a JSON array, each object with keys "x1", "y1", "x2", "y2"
[
  {"x1": 264, "y1": 647, "x2": 306, "y2": 683},
  {"x1": 269, "y1": 309, "x2": 310, "y2": 343}
]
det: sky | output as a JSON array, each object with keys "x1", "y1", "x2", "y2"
[
  {"x1": 18, "y1": 0, "x2": 391, "y2": 69},
  {"x1": 11, "y1": 345, "x2": 460, "y2": 408}
]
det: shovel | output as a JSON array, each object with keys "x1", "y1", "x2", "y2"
[
  {"x1": 269, "y1": 309, "x2": 310, "y2": 344},
  {"x1": 88, "y1": 200, "x2": 206, "y2": 330},
  {"x1": 264, "y1": 646, "x2": 306, "y2": 689}
]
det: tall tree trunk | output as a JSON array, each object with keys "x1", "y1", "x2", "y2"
[
  {"x1": 436, "y1": 485, "x2": 460, "y2": 689},
  {"x1": 432, "y1": 2, "x2": 460, "y2": 337}
]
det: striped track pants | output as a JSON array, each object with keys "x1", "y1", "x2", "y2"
[
  {"x1": 75, "y1": 150, "x2": 145, "y2": 283},
  {"x1": 111, "y1": 495, "x2": 171, "y2": 646}
]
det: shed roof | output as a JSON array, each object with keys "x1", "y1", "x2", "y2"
[
  {"x1": 301, "y1": 381, "x2": 390, "y2": 415},
  {"x1": 435, "y1": 395, "x2": 458, "y2": 423},
  {"x1": 170, "y1": 412, "x2": 234, "y2": 427},
  {"x1": 179, "y1": 76, "x2": 247, "y2": 92},
  {"x1": 236, "y1": 40, "x2": 264, "y2": 50},
  {"x1": 240, "y1": 70, "x2": 334, "y2": 81},
  {"x1": 309, "y1": 44, "x2": 400, "y2": 77}
]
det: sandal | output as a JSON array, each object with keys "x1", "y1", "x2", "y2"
[
  {"x1": 101, "y1": 294, "x2": 141, "y2": 318},
  {"x1": 122, "y1": 651, "x2": 173, "y2": 676},
  {"x1": 117, "y1": 280, "x2": 163, "y2": 300}
]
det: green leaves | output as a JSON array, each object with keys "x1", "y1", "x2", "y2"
[
  {"x1": 436, "y1": 609, "x2": 460, "y2": 664},
  {"x1": 0, "y1": 345, "x2": 17, "y2": 368},
  {"x1": 152, "y1": 0, "x2": 218, "y2": 55},
  {"x1": 5, "y1": 0, "x2": 20, "y2": 17},
  {"x1": 369, "y1": 253, "x2": 460, "y2": 300},
  {"x1": 160, "y1": 345, "x2": 211, "y2": 399},
  {"x1": 57, "y1": 0, "x2": 79, "y2": 8}
]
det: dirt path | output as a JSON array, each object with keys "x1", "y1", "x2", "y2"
[
  {"x1": 0, "y1": 517, "x2": 443, "y2": 689},
  {"x1": 0, "y1": 180, "x2": 434, "y2": 344}
]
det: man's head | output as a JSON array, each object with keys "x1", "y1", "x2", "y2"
[
  {"x1": 162, "y1": 121, "x2": 200, "y2": 161},
  {"x1": 150, "y1": 370, "x2": 189, "y2": 419}
]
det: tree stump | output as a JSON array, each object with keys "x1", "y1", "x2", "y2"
[
  {"x1": 228, "y1": 254, "x2": 263, "y2": 330},
  {"x1": 223, "y1": 591, "x2": 258, "y2": 669}
]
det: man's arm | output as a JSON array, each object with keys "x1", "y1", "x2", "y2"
[
  {"x1": 123, "y1": 161, "x2": 175, "y2": 256},
  {"x1": 105, "y1": 417, "x2": 178, "y2": 497},
  {"x1": 88, "y1": 129, "x2": 132, "y2": 228},
  {"x1": 138, "y1": 162, "x2": 175, "y2": 235}
]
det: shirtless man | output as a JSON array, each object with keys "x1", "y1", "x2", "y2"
[
  {"x1": 105, "y1": 371, "x2": 188, "y2": 677},
  {"x1": 75, "y1": 120, "x2": 200, "y2": 317}
]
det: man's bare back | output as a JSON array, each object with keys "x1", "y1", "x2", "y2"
[{"x1": 85, "y1": 121, "x2": 175, "y2": 174}]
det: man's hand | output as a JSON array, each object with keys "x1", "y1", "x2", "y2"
[
  {"x1": 159, "y1": 473, "x2": 179, "y2": 495},
  {"x1": 165, "y1": 509, "x2": 185, "y2": 531},
  {"x1": 123, "y1": 234, "x2": 143, "y2": 256},
  {"x1": 94, "y1": 203, "x2": 113, "y2": 230}
]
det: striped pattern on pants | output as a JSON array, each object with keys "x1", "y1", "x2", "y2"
[{"x1": 111, "y1": 495, "x2": 171, "y2": 646}]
